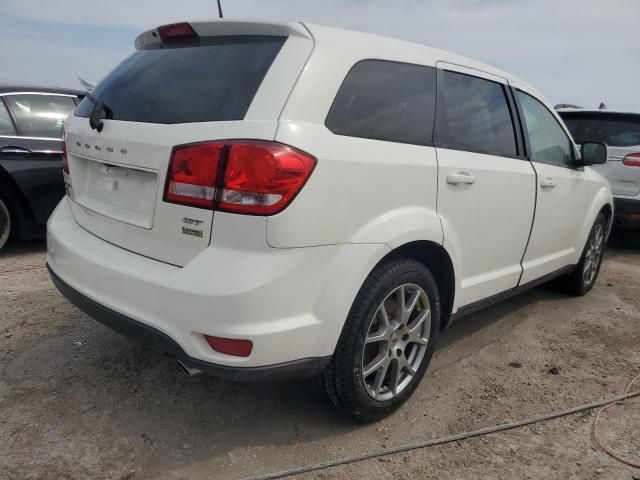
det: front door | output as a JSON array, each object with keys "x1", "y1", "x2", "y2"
[{"x1": 514, "y1": 88, "x2": 589, "y2": 284}]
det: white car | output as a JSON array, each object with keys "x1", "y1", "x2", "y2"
[
  {"x1": 47, "y1": 20, "x2": 613, "y2": 421},
  {"x1": 558, "y1": 108, "x2": 640, "y2": 229}
]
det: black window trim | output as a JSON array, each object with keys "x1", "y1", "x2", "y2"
[
  {"x1": 433, "y1": 68, "x2": 527, "y2": 161},
  {"x1": 513, "y1": 88, "x2": 579, "y2": 170},
  {"x1": 324, "y1": 58, "x2": 437, "y2": 148}
]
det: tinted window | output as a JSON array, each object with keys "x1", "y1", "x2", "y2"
[
  {"x1": 6, "y1": 95, "x2": 75, "y2": 138},
  {"x1": 326, "y1": 60, "x2": 436, "y2": 145},
  {"x1": 517, "y1": 91, "x2": 573, "y2": 167},
  {"x1": 435, "y1": 71, "x2": 517, "y2": 157},
  {"x1": 75, "y1": 36, "x2": 285, "y2": 124},
  {"x1": 560, "y1": 113, "x2": 640, "y2": 147},
  {"x1": 0, "y1": 101, "x2": 16, "y2": 135}
]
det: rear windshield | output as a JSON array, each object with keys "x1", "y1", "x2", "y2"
[
  {"x1": 560, "y1": 112, "x2": 640, "y2": 147},
  {"x1": 75, "y1": 35, "x2": 286, "y2": 124}
]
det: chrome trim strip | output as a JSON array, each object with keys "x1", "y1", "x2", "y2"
[
  {"x1": 0, "y1": 134, "x2": 62, "y2": 141},
  {"x1": 0, "y1": 92, "x2": 79, "y2": 98}
]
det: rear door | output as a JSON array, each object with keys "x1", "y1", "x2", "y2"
[
  {"x1": 434, "y1": 64, "x2": 536, "y2": 308},
  {"x1": 1, "y1": 93, "x2": 76, "y2": 223},
  {"x1": 514, "y1": 89, "x2": 589, "y2": 283},
  {"x1": 560, "y1": 112, "x2": 640, "y2": 197},
  {"x1": 64, "y1": 24, "x2": 313, "y2": 266}
]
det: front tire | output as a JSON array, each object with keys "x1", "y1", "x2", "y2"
[
  {"x1": 562, "y1": 212, "x2": 607, "y2": 296},
  {"x1": 0, "y1": 197, "x2": 11, "y2": 251},
  {"x1": 320, "y1": 258, "x2": 441, "y2": 422}
]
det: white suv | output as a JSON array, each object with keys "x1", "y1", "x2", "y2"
[{"x1": 47, "y1": 20, "x2": 613, "y2": 421}]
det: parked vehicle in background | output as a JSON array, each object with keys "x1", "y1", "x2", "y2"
[
  {"x1": 0, "y1": 86, "x2": 83, "y2": 250},
  {"x1": 47, "y1": 20, "x2": 613, "y2": 421},
  {"x1": 558, "y1": 108, "x2": 640, "y2": 228}
]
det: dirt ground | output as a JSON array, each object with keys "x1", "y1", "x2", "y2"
[{"x1": 1, "y1": 231, "x2": 639, "y2": 480}]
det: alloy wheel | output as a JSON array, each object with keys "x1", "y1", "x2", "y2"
[
  {"x1": 361, "y1": 283, "x2": 431, "y2": 401},
  {"x1": 582, "y1": 222, "x2": 604, "y2": 287}
]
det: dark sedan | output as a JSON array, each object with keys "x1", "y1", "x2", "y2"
[{"x1": 0, "y1": 85, "x2": 83, "y2": 250}]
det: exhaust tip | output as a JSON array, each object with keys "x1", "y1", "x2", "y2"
[{"x1": 176, "y1": 360, "x2": 202, "y2": 378}]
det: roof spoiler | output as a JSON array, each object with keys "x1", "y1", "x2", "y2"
[{"x1": 134, "y1": 19, "x2": 311, "y2": 50}]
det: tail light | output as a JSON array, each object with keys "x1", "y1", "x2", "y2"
[
  {"x1": 164, "y1": 141, "x2": 316, "y2": 215},
  {"x1": 61, "y1": 124, "x2": 69, "y2": 174},
  {"x1": 623, "y1": 153, "x2": 640, "y2": 167}
]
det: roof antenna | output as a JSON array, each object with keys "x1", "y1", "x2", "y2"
[{"x1": 216, "y1": 0, "x2": 224, "y2": 18}]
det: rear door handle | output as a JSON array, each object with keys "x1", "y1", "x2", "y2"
[
  {"x1": 0, "y1": 146, "x2": 31, "y2": 157},
  {"x1": 446, "y1": 172, "x2": 476, "y2": 185},
  {"x1": 541, "y1": 177, "x2": 556, "y2": 189}
]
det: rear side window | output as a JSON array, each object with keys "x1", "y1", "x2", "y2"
[
  {"x1": 326, "y1": 60, "x2": 437, "y2": 145},
  {"x1": 435, "y1": 70, "x2": 517, "y2": 157},
  {"x1": 75, "y1": 36, "x2": 286, "y2": 124},
  {"x1": 517, "y1": 91, "x2": 573, "y2": 167},
  {"x1": 5, "y1": 95, "x2": 76, "y2": 138},
  {"x1": 560, "y1": 113, "x2": 640, "y2": 147},
  {"x1": 0, "y1": 101, "x2": 16, "y2": 135}
]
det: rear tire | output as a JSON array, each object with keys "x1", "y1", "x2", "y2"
[
  {"x1": 0, "y1": 197, "x2": 11, "y2": 251},
  {"x1": 320, "y1": 257, "x2": 440, "y2": 422},
  {"x1": 560, "y1": 213, "x2": 607, "y2": 296}
]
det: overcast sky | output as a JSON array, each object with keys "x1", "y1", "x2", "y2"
[{"x1": 2, "y1": 0, "x2": 639, "y2": 111}]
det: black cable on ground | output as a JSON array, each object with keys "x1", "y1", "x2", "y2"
[{"x1": 243, "y1": 389, "x2": 640, "y2": 480}]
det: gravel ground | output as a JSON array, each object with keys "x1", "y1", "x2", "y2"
[{"x1": 0, "y1": 231, "x2": 638, "y2": 480}]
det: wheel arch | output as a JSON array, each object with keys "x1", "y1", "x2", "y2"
[
  {"x1": 382, "y1": 240, "x2": 456, "y2": 329},
  {"x1": 576, "y1": 185, "x2": 614, "y2": 252}
]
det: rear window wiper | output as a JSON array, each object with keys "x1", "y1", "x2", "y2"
[{"x1": 84, "y1": 92, "x2": 113, "y2": 132}]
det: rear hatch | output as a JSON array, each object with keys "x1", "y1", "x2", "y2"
[
  {"x1": 64, "y1": 20, "x2": 313, "y2": 266},
  {"x1": 560, "y1": 111, "x2": 640, "y2": 196}
]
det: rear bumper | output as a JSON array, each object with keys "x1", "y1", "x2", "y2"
[
  {"x1": 613, "y1": 197, "x2": 640, "y2": 228},
  {"x1": 47, "y1": 198, "x2": 386, "y2": 375},
  {"x1": 48, "y1": 265, "x2": 329, "y2": 381}
]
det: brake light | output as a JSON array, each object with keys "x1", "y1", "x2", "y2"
[
  {"x1": 164, "y1": 141, "x2": 316, "y2": 215},
  {"x1": 157, "y1": 22, "x2": 199, "y2": 45},
  {"x1": 61, "y1": 125, "x2": 69, "y2": 174},
  {"x1": 205, "y1": 335, "x2": 253, "y2": 357},
  {"x1": 623, "y1": 153, "x2": 640, "y2": 167}
]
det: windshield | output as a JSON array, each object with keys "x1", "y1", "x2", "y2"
[
  {"x1": 75, "y1": 35, "x2": 286, "y2": 124},
  {"x1": 560, "y1": 112, "x2": 640, "y2": 147}
]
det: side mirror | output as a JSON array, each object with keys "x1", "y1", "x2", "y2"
[{"x1": 580, "y1": 142, "x2": 608, "y2": 165}]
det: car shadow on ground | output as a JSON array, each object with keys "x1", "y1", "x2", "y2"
[
  {"x1": 2, "y1": 229, "x2": 636, "y2": 477},
  {"x1": 3, "y1": 272, "x2": 558, "y2": 477}
]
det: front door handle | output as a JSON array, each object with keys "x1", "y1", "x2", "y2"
[
  {"x1": 0, "y1": 146, "x2": 31, "y2": 157},
  {"x1": 446, "y1": 172, "x2": 476, "y2": 185},
  {"x1": 541, "y1": 177, "x2": 556, "y2": 189}
]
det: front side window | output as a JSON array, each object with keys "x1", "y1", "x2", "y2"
[
  {"x1": 560, "y1": 113, "x2": 640, "y2": 147},
  {"x1": 5, "y1": 94, "x2": 76, "y2": 138},
  {"x1": 326, "y1": 60, "x2": 437, "y2": 145},
  {"x1": 435, "y1": 70, "x2": 517, "y2": 157},
  {"x1": 0, "y1": 100, "x2": 16, "y2": 136},
  {"x1": 517, "y1": 91, "x2": 573, "y2": 167}
]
